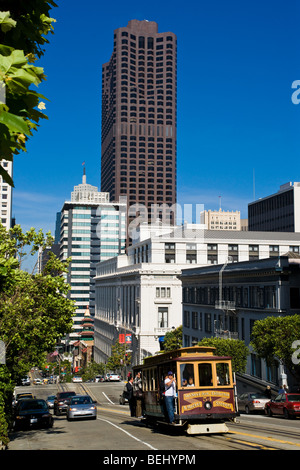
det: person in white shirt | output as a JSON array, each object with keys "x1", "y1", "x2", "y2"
[{"x1": 164, "y1": 371, "x2": 176, "y2": 424}]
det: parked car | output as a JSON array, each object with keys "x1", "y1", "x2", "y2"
[
  {"x1": 66, "y1": 395, "x2": 97, "y2": 421},
  {"x1": 21, "y1": 376, "x2": 30, "y2": 386},
  {"x1": 33, "y1": 378, "x2": 43, "y2": 385},
  {"x1": 237, "y1": 392, "x2": 270, "y2": 414},
  {"x1": 13, "y1": 399, "x2": 53, "y2": 430},
  {"x1": 12, "y1": 393, "x2": 35, "y2": 407},
  {"x1": 119, "y1": 393, "x2": 128, "y2": 405},
  {"x1": 54, "y1": 391, "x2": 76, "y2": 415},
  {"x1": 265, "y1": 393, "x2": 300, "y2": 419},
  {"x1": 107, "y1": 374, "x2": 121, "y2": 382},
  {"x1": 95, "y1": 375, "x2": 105, "y2": 383},
  {"x1": 72, "y1": 376, "x2": 82, "y2": 383},
  {"x1": 46, "y1": 395, "x2": 56, "y2": 409}
]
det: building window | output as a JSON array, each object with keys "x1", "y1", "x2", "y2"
[
  {"x1": 156, "y1": 287, "x2": 171, "y2": 298},
  {"x1": 207, "y1": 254, "x2": 218, "y2": 265},
  {"x1": 228, "y1": 244, "x2": 238, "y2": 262},
  {"x1": 207, "y1": 244, "x2": 217, "y2": 264},
  {"x1": 192, "y1": 312, "x2": 198, "y2": 330},
  {"x1": 269, "y1": 245, "x2": 279, "y2": 257},
  {"x1": 186, "y1": 243, "x2": 197, "y2": 264},
  {"x1": 158, "y1": 307, "x2": 168, "y2": 328},
  {"x1": 249, "y1": 244, "x2": 259, "y2": 260},
  {"x1": 204, "y1": 313, "x2": 212, "y2": 333},
  {"x1": 165, "y1": 243, "x2": 175, "y2": 263},
  {"x1": 251, "y1": 353, "x2": 262, "y2": 378},
  {"x1": 183, "y1": 310, "x2": 190, "y2": 328}
]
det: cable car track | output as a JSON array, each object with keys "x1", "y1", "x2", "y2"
[
  {"x1": 193, "y1": 432, "x2": 279, "y2": 450},
  {"x1": 229, "y1": 418, "x2": 300, "y2": 441}
]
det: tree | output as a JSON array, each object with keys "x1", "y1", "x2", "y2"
[
  {"x1": 81, "y1": 361, "x2": 106, "y2": 382},
  {"x1": 198, "y1": 337, "x2": 249, "y2": 374},
  {"x1": 250, "y1": 315, "x2": 300, "y2": 382},
  {"x1": 162, "y1": 326, "x2": 182, "y2": 352},
  {"x1": 0, "y1": 1, "x2": 57, "y2": 186},
  {"x1": 107, "y1": 340, "x2": 132, "y2": 373},
  {"x1": 0, "y1": 223, "x2": 75, "y2": 444}
]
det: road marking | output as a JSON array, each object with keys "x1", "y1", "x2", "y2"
[
  {"x1": 97, "y1": 406, "x2": 129, "y2": 415},
  {"x1": 225, "y1": 436, "x2": 276, "y2": 450},
  {"x1": 97, "y1": 417, "x2": 157, "y2": 450},
  {"x1": 229, "y1": 430, "x2": 300, "y2": 449},
  {"x1": 102, "y1": 391, "x2": 114, "y2": 404}
]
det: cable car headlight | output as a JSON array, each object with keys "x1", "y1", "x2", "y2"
[{"x1": 204, "y1": 401, "x2": 212, "y2": 410}]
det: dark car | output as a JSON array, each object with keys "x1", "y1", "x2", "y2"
[
  {"x1": 13, "y1": 399, "x2": 53, "y2": 430},
  {"x1": 265, "y1": 393, "x2": 300, "y2": 419},
  {"x1": 54, "y1": 391, "x2": 76, "y2": 416}
]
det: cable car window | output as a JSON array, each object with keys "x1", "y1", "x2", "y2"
[
  {"x1": 198, "y1": 363, "x2": 212, "y2": 386},
  {"x1": 142, "y1": 372, "x2": 147, "y2": 391},
  {"x1": 216, "y1": 363, "x2": 230, "y2": 385},
  {"x1": 179, "y1": 363, "x2": 195, "y2": 387}
]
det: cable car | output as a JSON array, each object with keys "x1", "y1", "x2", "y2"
[{"x1": 133, "y1": 345, "x2": 237, "y2": 434}]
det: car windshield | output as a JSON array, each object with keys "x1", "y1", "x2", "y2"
[
  {"x1": 48, "y1": 396, "x2": 55, "y2": 400},
  {"x1": 287, "y1": 394, "x2": 300, "y2": 402},
  {"x1": 70, "y1": 396, "x2": 93, "y2": 405},
  {"x1": 19, "y1": 400, "x2": 48, "y2": 411}
]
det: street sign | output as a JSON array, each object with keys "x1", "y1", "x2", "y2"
[
  {"x1": 119, "y1": 333, "x2": 125, "y2": 344},
  {"x1": 125, "y1": 334, "x2": 132, "y2": 344}
]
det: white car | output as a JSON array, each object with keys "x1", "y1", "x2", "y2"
[
  {"x1": 72, "y1": 376, "x2": 82, "y2": 383},
  {"x1": 108, "y1": 374, "x2": 121, "y2": 382}
]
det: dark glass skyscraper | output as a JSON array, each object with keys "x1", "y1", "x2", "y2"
[{"x1": 101, "y1": 20, "x2": 177, "y2": 228}]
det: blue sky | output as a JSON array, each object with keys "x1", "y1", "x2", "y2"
[{"x1": 12, "y1": 0, "x2": 300, "y2": 241}]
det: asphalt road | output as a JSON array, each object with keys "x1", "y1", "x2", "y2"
[{"x1": 6, "y1": 382, "x2": 300, "y2": 455}]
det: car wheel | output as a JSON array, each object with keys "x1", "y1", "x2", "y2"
[
  {"x1": 267, "y1": 407, "x2": 273, "y2": 417},
  {"x1": 284, "y1": 408, "x2": 290, "y2": 419},
  {"x1": 245, "y1": 405, "x2": 250, "y2": 414}
]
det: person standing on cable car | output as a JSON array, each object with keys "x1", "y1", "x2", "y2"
[
  {"x1": 133, "y1": 371, "x2": 143, "y2": 418},
  {"x1": 164, "y1": 371, "x2": 176, "y2": 424}
]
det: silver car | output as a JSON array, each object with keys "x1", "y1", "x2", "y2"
[
  {"x1": 66, "y1": 395, "x2": 97, "y2": 421},
  {"x1": 46, "y1": 395, "x2": 56, "y2": 409},
  {"x1": 238, "y1": 392, "x2": 270, "y2": 414}
]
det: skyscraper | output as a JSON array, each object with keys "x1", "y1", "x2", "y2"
[
  {"x1": 59, "y1": 169, "x2": 127, "y2": 344},
  {"x1": 101, "y1": 20, "x2": 177, "y2": 230}
]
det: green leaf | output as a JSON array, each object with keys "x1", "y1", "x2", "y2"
[
  {"x1": 0, "y1": 164, "x2": 14, "y2": 187},
  {"x1": 0, "y1": 12, "x2": 17, "y2": 33},
  {"x1": 0, "y1": 109, "x2": 29, "y2": 134}
]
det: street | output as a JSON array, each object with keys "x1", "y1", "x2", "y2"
[{"x1": 6, "y1": 382, "x2": 300, "y2": 454}]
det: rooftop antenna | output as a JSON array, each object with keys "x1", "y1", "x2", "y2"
[
  {"x1": 82, "y1": 161, "x2": 86, "y2": 184},
  {"x1": 219, "y1": 195, "x2": 222, "y2": 210},
  {"x1": 253, "y1": 168, "x2": 255, "y2": 200}
]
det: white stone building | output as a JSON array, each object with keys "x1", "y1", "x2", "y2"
[{"x1": 94, "y1": 222, "x2": 300, "y2": 366}]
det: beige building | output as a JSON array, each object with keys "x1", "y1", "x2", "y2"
[{"x1": 200, "y1": 209, "x2": 241, "y2": 231}]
